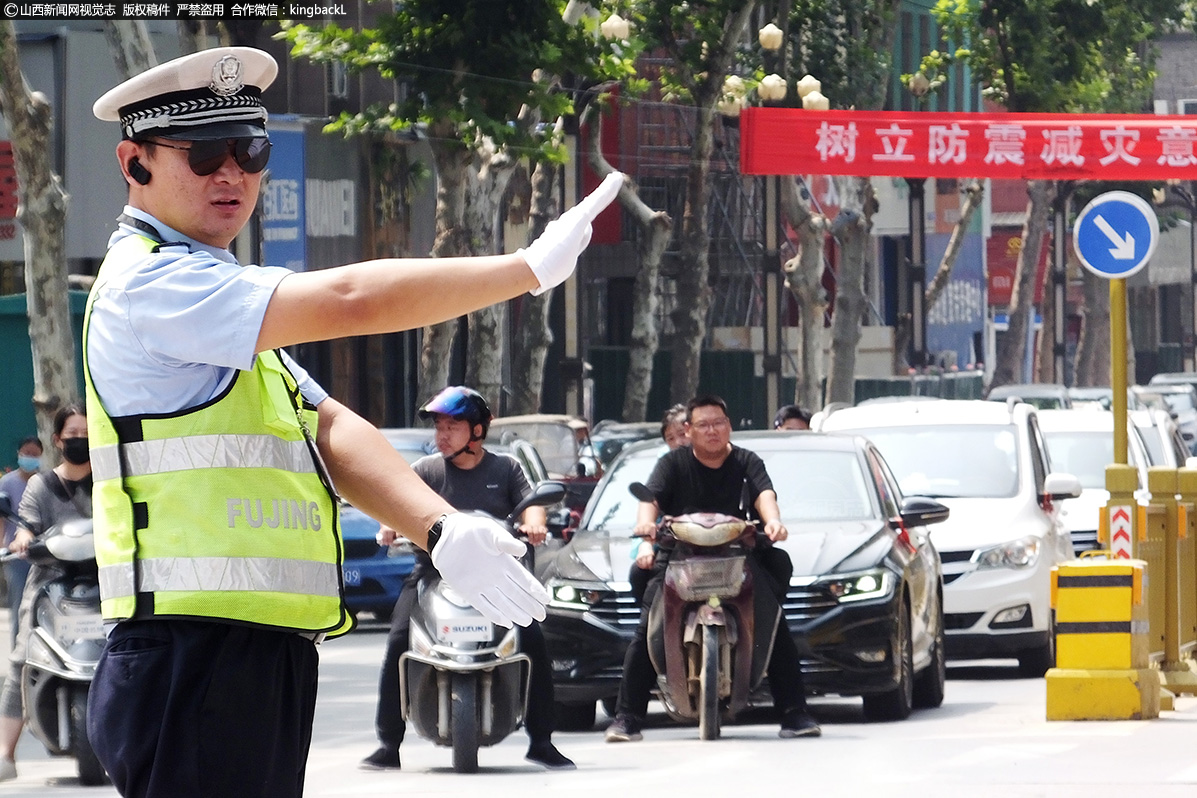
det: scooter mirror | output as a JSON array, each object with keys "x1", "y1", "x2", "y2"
[
  {"x1": 0, "y1": 494, "x2": 11, "y2": 517},
  {"x1": 628, "y1": 482, "x2": 656, "y2": 503},
  {"x1": 508, "y1": 480, "x2": 567, "y2": 525}
]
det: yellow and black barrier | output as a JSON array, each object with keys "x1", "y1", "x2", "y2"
[
  {"x1": 1046, "y1": 558, "x2": 1160, "y2": 720},
  {"x1": 1156, "y1": 467, "x2": 1197, "y2": 695}
]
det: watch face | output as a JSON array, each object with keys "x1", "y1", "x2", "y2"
[{"x1": 428, "y1": 515, "x2": 446, "y2": 550}]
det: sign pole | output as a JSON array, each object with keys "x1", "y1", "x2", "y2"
[{"x1": 1111, "y1": 277, "x2": 1128, "y2": 465}]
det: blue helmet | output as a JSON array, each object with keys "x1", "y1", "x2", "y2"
[{"x1": 418, "y1": 386, "x2": 492, "y2": 438}]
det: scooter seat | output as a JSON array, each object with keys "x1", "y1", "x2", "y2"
[{"x1": 669, "y1": 513, "x2": 748, "y2": 547}]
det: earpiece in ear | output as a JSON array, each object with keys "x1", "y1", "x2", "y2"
[{"x1": 129, "y1": 157, "x2": 151, "y2": 186}]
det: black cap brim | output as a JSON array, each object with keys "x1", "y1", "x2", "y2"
[{"x1": 156, "y1": 121, "x2": 268, "y2": 141}]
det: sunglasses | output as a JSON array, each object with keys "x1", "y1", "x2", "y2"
[{"x1": 150, "y1": 137, "x2": 272, "y2": 176}]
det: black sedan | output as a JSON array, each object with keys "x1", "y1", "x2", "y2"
[{"x1": 539, "y1": 431, "x2": 949, "y2": 728}]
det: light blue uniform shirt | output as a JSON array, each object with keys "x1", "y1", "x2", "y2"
[{"x1": 87, "y1": 206, "x2": 329, "y2": 417}]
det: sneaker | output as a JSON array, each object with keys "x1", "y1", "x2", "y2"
[
  {"x1": 359, "y1": 746, "x2": 401, "y2": 770},
  {"x1": 0, "y1": 757, "x2": 15, "y2": 782},
  {"x1": 525, "y1": 741, "x2": 576, "y2": 770},
  {"x1": 604, "y1": 714, "x2": 643, "y2": 743},
  {"x1": 779, "y1": 710, "x2": 822, "y2": 739}
]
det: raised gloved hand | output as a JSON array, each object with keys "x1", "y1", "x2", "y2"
[
  {"x1": 519, "y1": 170, "x2": 626, "y2": 296},
  {"x1": 430, "y1": 511, "x2": 550, "y2": 627}
]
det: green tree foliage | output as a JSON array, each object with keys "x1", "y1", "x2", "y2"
[
  {"x1": 281, "y1": 1, "x2": 634, "y2": 162},
  {"x1": 769, "y1": 0, "x2": 898, "y2": 111},
  {"x1": 916, "y1": 0, "x2": 1186, "y2": 113}
]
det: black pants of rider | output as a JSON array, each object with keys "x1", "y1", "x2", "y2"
[
  {"x1": 614, "y1": 545, "x2": 805, "y2": 722},
  {"x1": 374, "y1": 569, "x2": 557, "y2": 751},
  {"x1": 88, "y1": 618, "x2": 319, "y2": 798}
]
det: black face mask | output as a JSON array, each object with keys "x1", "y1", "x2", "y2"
[{"x1": 61, "y1": 437, "x2": 90, "y2": 466}]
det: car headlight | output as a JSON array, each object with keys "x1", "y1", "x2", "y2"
[
  {"x1": 547, "y1": 579, "x2": 608, "y2": 611},
  {"x1": 821, "y1": 569, "x2": 894, "y2": 603},
  {"x1": 973, "y1": 535, "x2": 1041, "y2": 569}
]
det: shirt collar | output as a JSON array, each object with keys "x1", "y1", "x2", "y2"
[{"x1": 110, "y1": 205, "x2": 239, "y2": 264}]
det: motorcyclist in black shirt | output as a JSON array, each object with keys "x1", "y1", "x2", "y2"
[
  {"x1": 605, "y1": 395, "x2": 821, "y2": 742},
  {"x1": 362, "y1": 386, "x2": 575, "y2": 771}
]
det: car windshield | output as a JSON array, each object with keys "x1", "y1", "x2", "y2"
[
  {"x1": 582, "y1": 448, "x2": 663, "y2": 532},
  {"x1": 1137, "y1": 391, "x2": 1195, "y2": 415},
  {"x1": 846, "y1": 425, "x2": 1020, "y2": 498},
  {"x1": 494, "y1": 422, "x2": 582, "y2": 476},
  {"x1": 1162, "y1": 393, "x2": 1195, "y2": 414},
  {"x1": 582, "y1": 446, "x2": 875, "y2": 532},
  {"x1": 1134, "y1": 421, "x2": 1166, "y2": 466},
  {"x1": 1042, "y1": 430, "x2": 1108, "y2": 489},
  {"x1": 381, "y1": 432, "x2": 435, "y2": 464}
]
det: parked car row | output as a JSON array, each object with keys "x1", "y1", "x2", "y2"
[{"x1": 343, "y1": 381, "x2": 1197, "y2": 734}]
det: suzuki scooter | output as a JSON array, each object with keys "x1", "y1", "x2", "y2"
[
  {"x1": 398, "y1": 480, "x2": 565, "y2": 773},
  {"x1": 0, "y1": 497, "x2": 105, "y2": 785},
  {"x1": 630, "y1": 483, "x2": 780, "y2": 741}
]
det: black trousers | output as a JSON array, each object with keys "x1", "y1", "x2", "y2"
[
  {"x1": 374, "y1": 570, "x2": 556, "y2": 750},
  {"x1": 88, "y1": 619, "x2": 319, "y2": 798},
  {"x1": 614, "y1": 545, "x2": 806, "y2": 720}
]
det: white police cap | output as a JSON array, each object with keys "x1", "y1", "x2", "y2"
[{"x1": 93, "y1": 46, "x2": 278, "y2": 141}]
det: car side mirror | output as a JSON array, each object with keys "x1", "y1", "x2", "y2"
[
  {"x1": 1043, "y1": 472, "x2": 1083, "y2": 500},
  {"x1": 898, "y1": 496, "x2": 950, "y2": 527},
  {"x1": 546, "y1": 506, "x2": 572, "y2": 537}
]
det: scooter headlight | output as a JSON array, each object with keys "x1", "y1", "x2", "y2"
[
  {"x1": 409, "y1": 621, "x2": 435, "y2": 656},
  {"x1": 495, "y1": 627, "x2": 519, "y2": 659},
  {"x1": 25, "y1": 633, "x2": 56, "y2": 670},
  {"x1": 34, "y1": 596, "x2": 56, "y2": 635}
]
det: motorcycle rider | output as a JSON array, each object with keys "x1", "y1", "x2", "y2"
[
  {"x1": 605, "y1": 394, "x2": 821, "y2": 742},
  {"x1": 773, "y1": 404, "x2": 812, "y2": 431},
  {"x1": 363, "y1": 386, "x2": 575, "y2": 771},
  {"x1": 0, "y1": 404, "x2": 92, "y2": 782},
  {"x1": 629, "y1": 404, "x2": 689, "y2": 605},
  {"x1": 0, "y1": 435, "x2": 43, "y2": 644}
]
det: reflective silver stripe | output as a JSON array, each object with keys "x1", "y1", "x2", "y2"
[
  {"x1": 98, "y1": 557, "x2": 340, "y2": 599},
  {"x1": 91, "y1": 445, "x2": 122, "y2": 483},
  {"x1": 91, "y1": 435, "x2": 317, "y2": 482},
  {"x1": 99, "y1": 562, "x2": 136, "y2": 599}
]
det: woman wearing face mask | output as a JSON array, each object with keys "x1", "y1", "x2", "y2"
[
  {"x1": 0, "y1": 404, "x2": 91, "y2": 782},
  {"x1": 0, "y1": 436, "x2": 44, "y2": 645}
]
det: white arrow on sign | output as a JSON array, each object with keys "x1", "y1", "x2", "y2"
[{"x1": 1094, "y1": 215, "x2": 1135, "y2": 260}]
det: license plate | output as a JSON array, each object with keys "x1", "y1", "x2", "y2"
[
  {"x1": 436, "y1": 620, "x2": 494, "y2": 644},
  {"x1": 343, "y1": 568, "x2": 362, "y2": 587},
  {"x1": 56, "y1": 613, "x2": 105, "y2": 641}
]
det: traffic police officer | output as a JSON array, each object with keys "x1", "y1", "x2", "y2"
[{"x1": 85, "y1": 46, "x2": 623, "y2": 798}]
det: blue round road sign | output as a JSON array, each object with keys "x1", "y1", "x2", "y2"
[{"x1": 1073, "y1": 191, "x2": 1159, "y2": 280}]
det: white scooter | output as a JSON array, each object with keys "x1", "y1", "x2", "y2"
[
  {"x1": 0, "y1": 497, "x2": 105, "y2": 785},
  {"x1": 398, "y1": 480, "x2": 565, "y2": 773}
]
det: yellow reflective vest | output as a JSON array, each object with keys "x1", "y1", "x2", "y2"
[{"x1": 83, "y1": 234, "x2": 350, "y2": 636}]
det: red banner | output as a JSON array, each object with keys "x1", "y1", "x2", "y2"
[{"x1": 740, "y1": 107, "x2": 1197, "y2": 181}]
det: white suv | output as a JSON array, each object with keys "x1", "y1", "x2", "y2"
[
  {"x1": 814, "y1": 399, "x2": 1081, "y2": 676},
  {"x1": 1035, "y1": 409, "x2": 1150, "y2": 555}
]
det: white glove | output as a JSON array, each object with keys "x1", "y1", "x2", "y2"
[
  {"x1": 519, "y1": 170, "x2": 626, "y2": 296},
  {"x1": 430, "y1": 512, "x2": 550, "y2": 628}
]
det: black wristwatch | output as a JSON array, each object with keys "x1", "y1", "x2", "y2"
[{"x1": 426, "y1": 514, "x2": 447, "y2": 553}]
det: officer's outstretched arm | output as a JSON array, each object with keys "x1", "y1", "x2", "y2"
[
  {"x1": 257, "y1": 172, "x2": 625, "y2": 353},
  {"x1": 316, "y1": 397, "x2": 547, "y2": 627}
]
